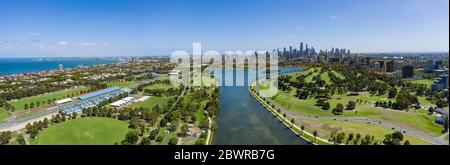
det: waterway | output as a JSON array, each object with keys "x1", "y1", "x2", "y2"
[{"x1": 212, "y1": 68, "x2": 311, "y2": 145}]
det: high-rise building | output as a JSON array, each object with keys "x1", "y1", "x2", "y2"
[
  {"x1": 431, "y1": 74, "x2": 449, "y2": 91},
  {"x1": 386, "y1": 60, "x2": 395, "y2": 72},
  {"x1": 58, "y1": 64, "x2": 63, "y2": 71},
  {"x1": 402, "y1": 65, "x2": 414, "y2": 78},
  {"x1": 299, "y1": 42, "x2": 304, "y2": 56},
  {"x1": 373, "y1": 62, "x2": 381, "y2": 72}
]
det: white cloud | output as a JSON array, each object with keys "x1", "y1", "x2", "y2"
[
  {"x1": 56, "y1": 41, "x2": 68, "y2": 45},
  {"x1": 330, "y1": 15, "x2": 338, "y2": 19},
  {"x1": 28, "y1": 32, "x2": 41, "y2": 38},
  {"x1": 287, "y1": 34, "x2": 297, "y2": 39},
  {"x1": 77, "y1": 42, "x2": 96, "y2": 47},
  {"x1": 0, "y1": 40, "x2": 22, "y2": 48}
]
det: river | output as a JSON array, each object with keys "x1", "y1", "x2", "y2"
[{"x1": 212, "y1": 68, "x2": 311, "y2": 145}]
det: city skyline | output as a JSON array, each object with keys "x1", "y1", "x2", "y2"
[{"x1": 0, "y1": 0, "x2": 449, "y2": 57}]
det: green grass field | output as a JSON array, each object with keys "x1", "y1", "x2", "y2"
[
  {"x1": 272, "y1": 91, "x2": 443, "y2": 137},
  {"x1": 8, "y1": 86, "x2": 90, "y2": 111},
  {"x1": 0, "y1": 107, "x2": 10, "y2": 122},
  {"x1": 106, "y1": 81, "x2": 137, "y2": 88},
  {"x1": 445, "y1": 134, "x2": 449, "y2": 141},
  {"x1": 294, "y1": 118, "x2": 431, "y2": 145},
  {"x1": 144, "y1": 84, "x2": 175, "y2": 90},
  {"x1": 129, "y1": 96, "x2": 171, "y2": 109},
  {"x1": 408, "y1": 79, "x2": 434, "y2": 87},
  {"x1": 37, "y1": 117, "x2": 130, "y2": 145}
]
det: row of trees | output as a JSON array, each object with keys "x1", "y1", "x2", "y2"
[{"x1": 329, "y1": 131, "x2": 410, "y2": 145}]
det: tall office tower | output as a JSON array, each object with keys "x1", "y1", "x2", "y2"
[
  {"x1": 289, "y1": 46, "x2": 293, "y2": 59},
  {"x1": 402, "y1": 65, "x2": 414, "y2": 78},
  {"x1": 373, "y1": 62, "x2": 381, "y2": 72},
  {"x1": 299, "y1": 42, "x2": 304, "y2": 56},
  {"x1": 347, "y1": 49, "x2": 351, "y2": 55},
  {"x1": 386, "y1": 60, "x2": 395, "y2": 72},
  {"x1": 283, "y1": 47, "x2": 287, "y2": 59},
  {"x1": 305, "y1": 44, "x2": 309, "y2": 56}
]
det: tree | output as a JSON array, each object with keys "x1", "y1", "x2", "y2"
[
  {"x1": 403, "y1": 140, "x2": 410, "y2": 145},
  {"x1": 388, "y1": 88, "x2": 397, "y2": 98},
  {"x1": 346, "y1": 101, "x2": 356, "y2": 110},
  {"x1": 156, "y1": 135, "x2": 164, "y2": 142},
  {"x1": 383, "y1": 131, "x2": 404, "y2": 145},
  {"x1": 149, "y1": 129, "x2": 159, "y2": 140},
  {"x1": 347, "y1": 133, "x2": 354, "y2": 143},
  {"x1": 428, "y1": 107, "x2": 434, "y2": 114},
  {"x1": 179, "y1": 124, "x2": 189, "y2": 137},
  {"x1": 444, "y1": 116, "x2": 449, "y2": 133},
  {"x1": 313, "y1": 130, "x2": 318, "y2": 142},
  {"x1": 322, "y1": 102, "x2": 330, "y2": 110},
  {"x1": 195, "y1": 138, "x2": 206, "y2": 145},
  {"x1": 0, "y1": 131, "x2": 12, "y2": 144},
  {"x1": 72, "y1": 112, "x2": 77, "y2": 119},
  {"x1": 123, "y1": 130, "x2": 139, "y2": 145},
  {"x1": 332, "y1": 103, "x2": 344, "y2": 115},
  {"x1": 168, "y1": 137, "x2": 178, "y2": 145},
  {"x1": 290, "y1": 119, "x2": 295, "y2": 128},
  {"x1": 335, "y1": 132, "x2": 345, "y2": 144},
  {"x1": 140, "y1": 137, "x2": 152, "y2": 145},
  {"x1": 24, "y1": 103, "x2": 29, "y2": 110},
  {"x1": 300, "y1": 125, "x2": 305, "y2": 135},
  {"x1": 16, "y1": 135, "x2": 26, "y2": 145}
]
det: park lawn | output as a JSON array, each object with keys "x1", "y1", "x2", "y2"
[
  {"x1": 37, "y1": 117, "x2": 130, "y2": 145},
  {"x1": 272, "y1": 91, "x2": 443, "y2": 137},
  {"x1": 288, "y1": 68, "x2": 314, "y2": 82},
  {"x1": 8, "y1": 86, "x2": 90, "y2": 111},
  {"x1": 144, "y1": 84, "x2": 175, "y2": 90},
  {"x1": 408, "y1": 79, "x2": 433, "y2": 87},
  {"x1": 271, "y1": 91, "x2": 382, "y2": 117},
  {"x1": 370, "y1": 111, "x2": 442, "y2": 137},
  {"x1": 445, "y1": 135, "x2": 449, "y2": 141},
  {"x1": 106, "y1": 81, "x2": 137, "y2": 88},
  {"x1": 195, "y1": 109, "x2": 206, "y2": 125},
  {"x1": 0, "y1": 107, "x2": 10, "y2": 122},
  {"x1": 293, "y1": 118, "x2": 432, "y2": 145},
  {"x1": 320, "y1": 72, "x2": 331, "y2": 84},
  {"x1": 331, "y1": 70, "x2": 346, "y2": 79},
  {"x1": 129, "y1": 96, "x2": 171, "y2": 109}
]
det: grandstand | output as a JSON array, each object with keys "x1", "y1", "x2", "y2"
[
  {"x1": 78, "y1": 87, "x2": 120, "y2": 100},
  {"x1": 60, "y1": 90, "x2": 123, "y2": 115}
]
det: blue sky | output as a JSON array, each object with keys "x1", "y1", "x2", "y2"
[{"x1": 0, "y1": 0, "x2": 448, "y2": 57}]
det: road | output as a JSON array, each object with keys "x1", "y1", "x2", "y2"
[{"x1": 263, "y1": 96, "x2": 449, "y2": 145}]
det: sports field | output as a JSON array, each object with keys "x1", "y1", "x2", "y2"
[
  {"x1": 129, "y1": 96, "x2": 171, "y2": 109},
  {"x1": 8, "y1": 86, "x2": 90, "y2": 111},
  {"x1": 106, "y1": 81, "x2": 137, "y2": 88},
  {"x1": 37, "y1": 117, "x2": 130, "y2": 145},
  {"x1": 144, "y1": 84, "x2": 175, "y2": 90}
]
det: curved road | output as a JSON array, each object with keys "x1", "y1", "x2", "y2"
[{"x1": 262, "y1": 96, "x2": 448, "y2": 145}]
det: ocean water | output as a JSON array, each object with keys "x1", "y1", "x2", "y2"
[{"x1": 0, "y1": 58, "x2": 117, "y2": 75}]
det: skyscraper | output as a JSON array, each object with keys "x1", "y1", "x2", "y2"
[
  {"x1": 386, "y1": 60, "x2": 395, "y2": 72},
  {"x1": 299, "y1": 42, "x2": 304, "y2": 56},
  {"x1": 402, "y1": 65, "x2": 414, "y2": 78}
]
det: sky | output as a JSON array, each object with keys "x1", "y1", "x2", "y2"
[{"x1": 0, "y1": 0, "x2": 448, "y2": 57}]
